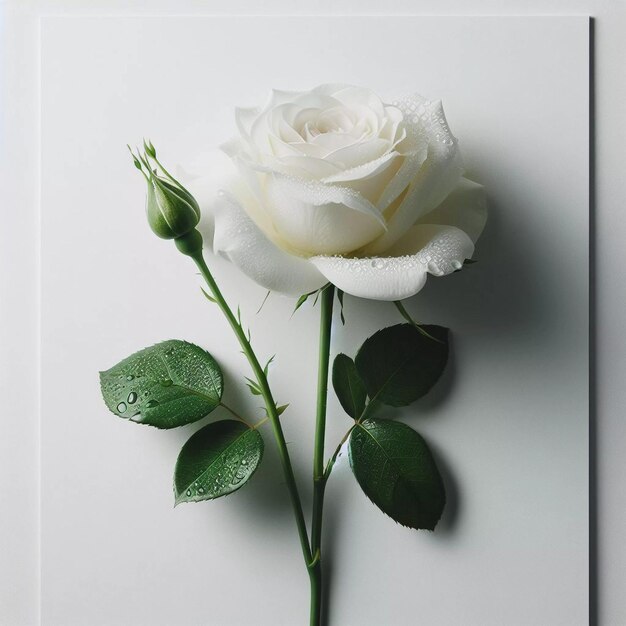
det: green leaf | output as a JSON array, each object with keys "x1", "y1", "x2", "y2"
[
  {"x1": 99, "y1": 339, "x2": 223, "y2": 428},
  {"x1": 276, "y1": 403, "x2": 289, "y2": 416},
  {"x1": 174, "y1": 420, "x2": 263, "y2": 504},
  {"x1": 355, "y1": 323, "x2": 448, "y2": 407},
  {"x1": 349, "y1": 418, "x2": 445, "y2": 530},
  {"x1": 332, "y1": 353, "x2": 367, "y2": 419}
]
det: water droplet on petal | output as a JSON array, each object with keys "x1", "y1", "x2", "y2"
[
  {"x1": 127, "y1": 391, "x2": 138, "y2": 404},
  {"x1": 186, "y1": 489, "x2": 192, "y2": 497},
  {"x1": 126, "y1": 374, "x2": 135, "y2": 381},
  {"x1": 145, "y1": 400, "x2": 159, "y2": 408},
  {"x1": 452, "y1": 260, "x2": 463, "y2": 270},
  {"x1": 370, "y1": 258, "x2": 386, "y2": 269},
  {"x1": 117, "y1": 402, "x2": 127, "y2": 413},
  {"x1": 161, "y1": 379, "x2": 173, "y2": 387}
]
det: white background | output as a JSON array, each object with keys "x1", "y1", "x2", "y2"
[
  {"x1": 1, "y1": 2, "x2": 624, "y2": 626},
  {"x1": 40, "y1": 14, "x2": 589, "y2": 626}
]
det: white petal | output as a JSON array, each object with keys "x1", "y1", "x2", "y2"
[
  {"x1": 310, "y1": 224, "x2": 474, "y2": 301},
  {"x1": 310, "y1": 83, "x2": 352, "y2": 97},
  {"x1": 182, "y1": 148, "x2": 278, "y2": 244},
  {"x1": 208, "y1": 192, "x2": 327, "y2": 296},
  {"x1": 177, "y1": 150, "x2": 240, "y2": 235},
  {"x1": 235, "y1": 106, "x2": 261, "y2": 141},
  {"x1": 363, "y1": 98, "x2": 462, "y2": 255},
  {"x1": 375, "y1": 149, "x2": 428, "y2": 212},
  {"x1": 378, "y1": 105, "x2": 405, "y2": 143},
  {"x1": 272, "y1": 155, "x2": 342, "y2": 179},
  {"x1": 290, "y1": 92, "x2": 342, "y2": 112},
  {"x1": 264, "y1": 174, "x2": 386, "y2": 255},
  {"x1": 309, "y1": 129, "x2": 365, "y2": 154},
  {"x1": 418, "y1": 177, "x2": 487, "y2": 243},
  {"x1": 269, "y1": 88, "x2": 306, "y2": 107},
  {"x1": 325, "y1": 137, "x2": 390, "y2": 170},
  {"x1": 329, "y1": 85, "x2": 386, "y2": 119},
  {"x1": 322, "y1": 149, "x2": 400, "y2": 184},
  {"x1": 235, "y1": 90, "x2": 303, "y2": 140}
]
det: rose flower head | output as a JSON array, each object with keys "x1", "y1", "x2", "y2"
[{"x1": 184, "y1": 84, "x2": 487, "y2": 300}]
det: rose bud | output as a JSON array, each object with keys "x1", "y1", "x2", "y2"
[
  {"x1": 129, "y1": 142, "x2": 201, "y2": 240},
  {"x1": 145, "y1": 175, "x2": 201, "y2": 239}
]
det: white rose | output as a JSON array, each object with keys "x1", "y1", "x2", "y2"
[{"x1": 187, "y1": 84, "x2": 486, "y2": 300}]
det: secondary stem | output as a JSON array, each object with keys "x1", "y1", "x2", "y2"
[
  {"x1": 219, "y1": 401, "x2": 252, "y2": 426},
  {"x1": 310, "y1": 284, "x2": 335, "y2": 626},
  {"x1": 178, "y1": 232, "x2": 313, "y2": 573}
]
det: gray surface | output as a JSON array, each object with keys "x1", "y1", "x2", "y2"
[{"x1": 2, "y1": 2, "x2": 624, "y2": 626}]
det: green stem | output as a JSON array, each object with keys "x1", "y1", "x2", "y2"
[
  {"x1": 309, "y1": 560, "x2": 322, "y2": 626},
  {"x1": 310, "y1": 284, "x2": 335, "y2": 626},
  {"x1": 219, "y1": 401, "x2": 254, "y2": 428},
  {"x1": 177, "y1": 231, "x2": 313, "y2": 573}
]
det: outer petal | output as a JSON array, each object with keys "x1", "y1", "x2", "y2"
[
  {"x1": 310, "y1": 224, "x2": 474, "y2": 301},
  {"x1": 362, "y1": 98, "x2": 463, "y2": 255},
  {"x1": 177, "y1": 150, "x2": 240, "y2": 235},
  {"x1": 417, "y1": 177, "x2": 487, "y2": 243},
  {"x1": 210, "y1": 191, "x2": 327, "y2": 296}
]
